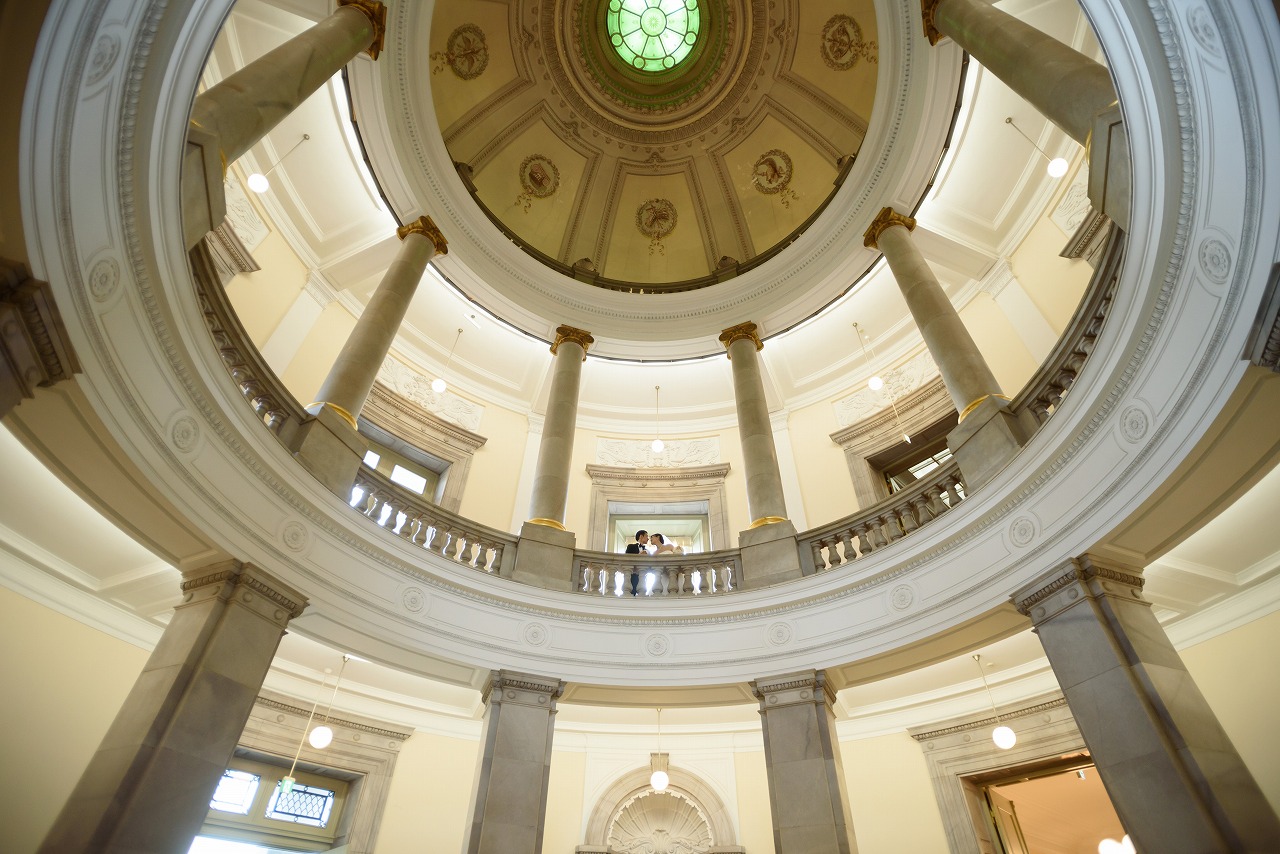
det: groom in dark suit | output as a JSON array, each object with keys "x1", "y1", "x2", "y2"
[{"x1": 625, "y1": 530, "x2": 649, "y2": 596}]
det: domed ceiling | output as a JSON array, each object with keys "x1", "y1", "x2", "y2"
[{"x1": 429, "y1": 0, "x2": 879, "y2": 289}]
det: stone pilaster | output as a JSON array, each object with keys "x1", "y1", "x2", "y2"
[
  {"x1": 1014, "y1": 554, "x2": 1280, "y2": 853},
  {"x1": 751, "y1": 671, "x2": 858, "y2": 854},
  {"x1": 40, "y1": 561, "x2": 308, "y2": 854},
  {"x1": 294, "y1": 217, "x2": 445, "y2": 498},
  {"x1": 466, "y1": 671, "x2": 565, "y2": 854},
  {"x1": 0, "y1": 259, "x2": 80, "y2": 418},
  {"x1": 720, "y1": 322, "x2": 801, "y2": 586},
  {"x1": 184, "y1": 2, "x2": 386, "y2": 247},
  {"x1": 864, "y1": 208, "x2": 1025, "y2": 489}
]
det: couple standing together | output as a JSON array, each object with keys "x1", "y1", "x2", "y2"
[{"x1": 624, "y1": 529, "x2": 682, "y2": 556}]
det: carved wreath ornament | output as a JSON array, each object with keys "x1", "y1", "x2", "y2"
[
  {"x1": 636, "y1": 198, "x2": 677, "y2": 255},
  {"x1": 752, "y1": 149, "x2": 798, "y2": 208},
  {"x1": 515, "y1": 154, "x2": 560, "y2": 212},
  {"x1": 820, "y1": 14, "x2": 877, "y2": 70},
  {"x1": 431, "y1": 24, "x2": 489, "y2": 79}
]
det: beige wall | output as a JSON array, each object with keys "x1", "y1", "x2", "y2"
[
  {"x1": 786, "y1": 398, "x2": 861, "y2": 524},
  {"x1": 1183, "y1": 608, "x2": 1280, "y2": 812},
  {"x1": 226, "y1": 226, "x2": 310, "y2": 347},
  {"x1": 959, "y1": 296, "x2": 1040, "y2": 399},
  {"x1": 0, "y1": 588, "x2": 148, "y2": 854},
  {"x1": 373, "y1": 729, "x2": 479, "y2": 853},
  {"x1": 734, "y1": 749, "x2": 777, "y2": 851},
  {"x1": 843, "y1": 731, "x2": 951, "y2": 853},
  {"x1": 280, "y1": 301, "x2": 358, "y2": 403},
  {"x1": 543, "y1": 749, "x2": 589, "y2": 853},
  {"x1": 1008, "y1": 216, "x2": 1094, "y2": 334},
  {"x1": 457, "y1": 400, "x2": 528, "y2": 530}
]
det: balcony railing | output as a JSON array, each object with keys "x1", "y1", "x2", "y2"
[
  {"x1": 798, "y1": 460, "x2": 967, "y2": 573},
  {"x1": 573, "y1": 550, "x2": 743, "y2": 598},
  {"x1": 190, "y1": 222, "x2": 1125, "y2": 595},
  {"x1": 352, "y1": 467, "x2": 518, "y2": 577}
]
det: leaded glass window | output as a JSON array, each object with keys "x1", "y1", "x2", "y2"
[
  {"x1": 606, "y1": 0, "x2": 701, "y2": 72},
  {"x1": 265, "y1": 780, "x2": 336, "y2": 828}
]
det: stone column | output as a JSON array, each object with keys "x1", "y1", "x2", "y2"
[
  {"x1": 40, "y1": 561, "x2": 308, "y2": 854},
  {"x1": 920, "y1": 0, "x2": 1128, "y2": 226},
  {"x1": 720, "y1": 322, "x2": 802, "y2": 586},
  {"x1": 466, "y1": 671, "x2": 565, "y2": 854},
  {"x1": 865, "y1": 208, "x2": 1025, "y2": 489},
  {"x1": 184, "y1": 1, "x2": 387, "y2": 247},
  {"x1": 512, "y1": 328, "x2": 593, "y2": 590},
  {"x1": 292, "y1": 216, "x2": 446, "y2": 497},
  {"x1": 751, "y1": 671, "x2": 858, "y2": 854},
  {"x1": 1013, "y1": 555, "x2": 1280, "y2": 853}
]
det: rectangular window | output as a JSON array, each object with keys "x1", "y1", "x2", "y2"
[
  {"x1": 265, "y1": 780, "x2": 336, "y2": 828},
  {"x1": 210, "y1": 769, "x2": 260, "y2": 815},
  {"x1": 389, "y1": 464, "x2": 428, "y2": 494},
  {"x1": 362, "y1": 449, "x2": 381, "y2": 467}
]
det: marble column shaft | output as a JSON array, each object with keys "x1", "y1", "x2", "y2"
[
  {"x1": 311, "y1": 217, "x2": 445, "y2": 427},
  {"x1": 189, "y1": 2, "x2": 384, "y2": 167},
  {"x1": 721, "y1": 323, "x2": 788, "y2": 525},
  {"x1": 39, "y1": 561, "x2": 308, "y2": 854},
  {"x1": 527, "y1": 326, "x2": 592, "y2": 527},
  {"x1": 751, "y1": 671, "x2": 858, "y2": 854},
  {"x1": 926, "y1": 0, "x2": 1114, "y2": 145},
  {"x1": 1014, "y1": 555, "x2": 1280, "y2": 853},
  {"x1": 866, "y1": 211, "x2": 1003, "y2": 415},
  {"x1": 466, "y1": 671, "x2": 565, "y2": 854}
]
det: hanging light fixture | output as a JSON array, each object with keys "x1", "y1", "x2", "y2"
[
  {"x1": 651, "y1": 385, "x2": 665, "y2": 454},
  {"x1": 307, "y1": 654, "x2": 352, "y2": 750},
  {"x1": 246, "y1": 133, "x2": 310, "y2": 193},
  {"x1": 1005, "y1": 117, "x2": 1069, "y2": 178},
  {"x1": 973, "y1": 654, "x2": 1016, "y2": 749},
  {"x1": 649, "y1": 707, "x2": 670, "y2": 792},
  {"x1": 432, "y1": 327, "x2": 463, "y2": 394},
  {"x1": 280, "y1": 664, "x2": 332, "y2": 794},
  {"x1": 854, "y1": 323, "x2": 912, "y2": 444}
]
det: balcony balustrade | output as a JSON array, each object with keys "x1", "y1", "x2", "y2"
[{"x1": 574, "y1": 550, "x2": 742, "y2": 598}]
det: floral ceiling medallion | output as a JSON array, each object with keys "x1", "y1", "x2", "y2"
[
  {"x1": 820, "y1": 14, "x2": 878, "y2": 70},
  {"x1": 431, "y1": 24, "x2": 489, "y2": 79},
  {"x1": 752, "y1": 149, "x2": 798, "y2": 208},
  {"x1": 516, "y1": 155, "x2": 560, "y2": 212},
  {"x1": 636, "y1": 198, "x2": 678, "y2": 255}
]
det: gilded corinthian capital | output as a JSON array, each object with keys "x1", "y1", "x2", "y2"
[
  {"x1": 862, "y1": 206, "x2": 917, "y2": 250},
  {"x1": 396, "y1": 215, "x2": 448, "y2": 255},
  {"x1": 718, "y1": 321, "x2": 763, "y2": 355},
  {"x1": 337, "y1": 0, "x2": 388, "y2": 60},
  {"x1": 550, "y1": 325, "x2": 594, "y2": 359},
  {"x1": 920, "y1": 0, "x2": 947, "y2": 46}
]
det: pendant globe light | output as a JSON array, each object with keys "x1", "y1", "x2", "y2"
[
  {"x1": 245, "y1": 133, "x2": 310, "y2": 193},
  {"x1": 649, "y1": 707, "x2": 670, "y2": 791},
  {"x1": 281, "y1": 664, "x2": 331, "y2": 794},
  {"x1": 650, "y1": 385, "x2": 665, "y2": 454},
  {"x1": 307, "y1": 653, "x2": 352, "y2": 750},
  {"x1": 973, "y1": 654, "x2": 1016, "y2": 749},
  {"x1": 854, "y1": 322, "x2": 911, "y2": 443},
  {"x1": 431, "y1": 327, "x2": 463, "y2": 394},
  {"x1": 1005, "y1": 117, "x2": 1069, "y2": 178}
]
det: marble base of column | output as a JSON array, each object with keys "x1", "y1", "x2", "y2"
[
  {"x1": 738, "y1": 519, "x2": 802, "y2": 588},
  {"x1": 466, "y1": 671, "x2": 565, "y2": 854},
  {"x1": 182, "y1": 123, "x2": 225, "y2": 249},
  {"x1": 511, "y1": 521, "x2": 577, "y2": 591},
  {"x1": 946, "y1": 396, "x2": 1026, "y2": 490},
  {"x1": 39, "y1": 561, "x2": 307, "y2": 854},
  {"x1": 751, "y1": 671, "x2": 858, "y2": 854},
  {"x1": 1014, "y1": 555, "x2": 1280, "y2": 853},
  {"x1": 292, "y1": 402, "x2": 368, "y2": 498},
  {"x1": 1089, "y1": 103, "x2": 1131, "y2": 230}
]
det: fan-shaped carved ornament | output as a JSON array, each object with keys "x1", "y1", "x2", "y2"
[{"x1": 608, "y1": 790, "x2": 714, "y2": 853}]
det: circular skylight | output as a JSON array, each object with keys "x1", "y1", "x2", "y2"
[{"x1": 607, "y1": 0, "x2": 701, "y2": 72}]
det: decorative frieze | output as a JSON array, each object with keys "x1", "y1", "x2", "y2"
[
  {"x1": 595, "y1": 436, "x2": 721, "y2": 468},
  {"x1": 376, "y1": 357, "x2": 484, "y2": 431},
  {"x1": 831, "y1": 350, "x2": 939, "y2": 427}
]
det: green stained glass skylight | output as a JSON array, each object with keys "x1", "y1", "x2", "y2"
[{"x1": 607, "y1": 0, "x2": 701, "y2": 72}]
